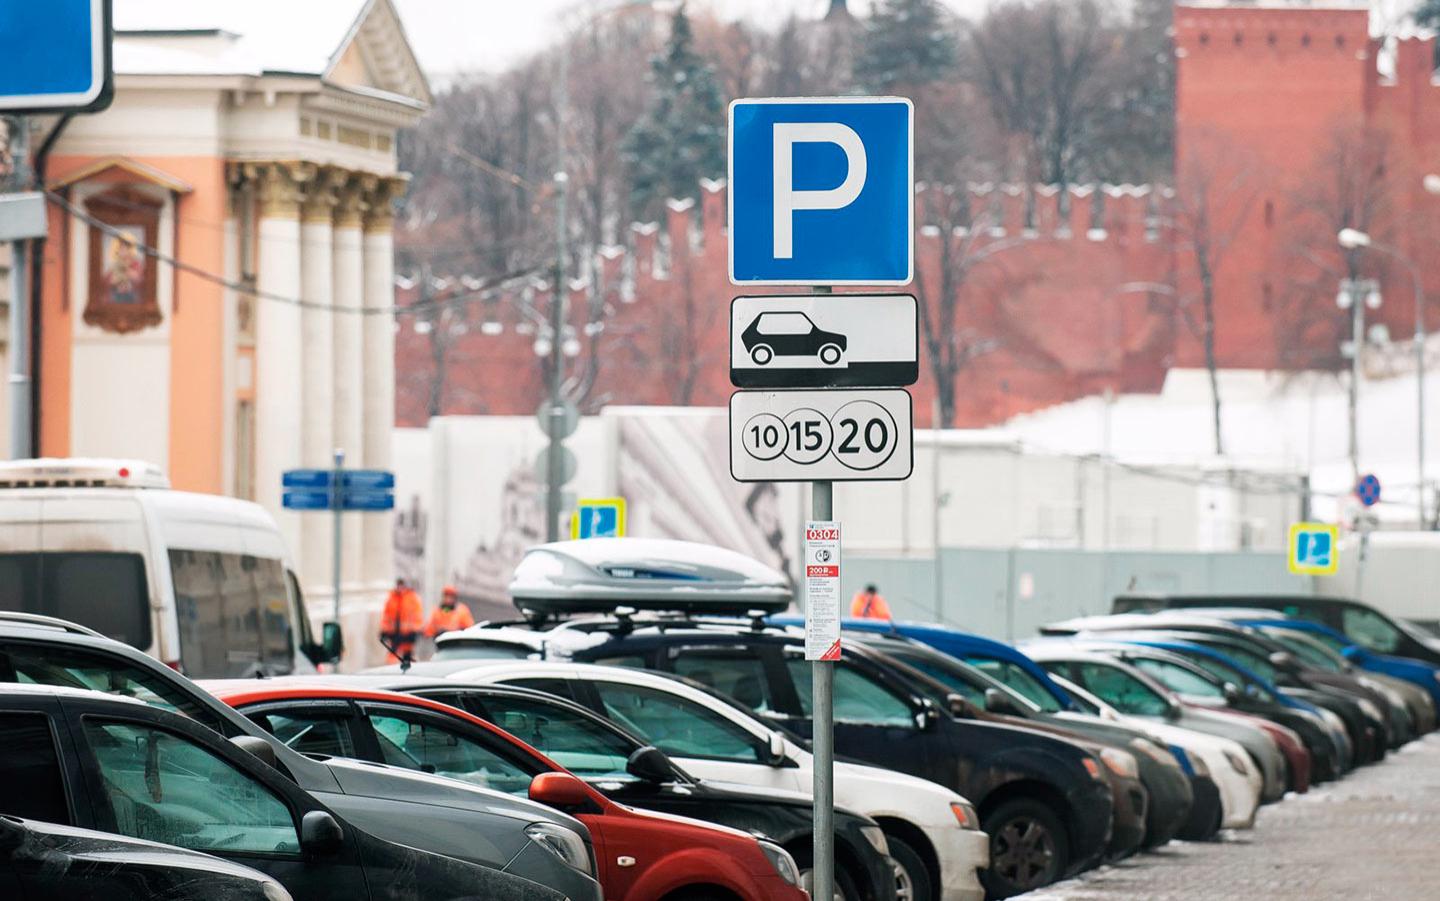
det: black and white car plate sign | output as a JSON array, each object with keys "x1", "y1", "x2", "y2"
[
  {"x1": 730, "y1": 389, "x2": 914, "y2": 482},
  {"x1": 730, "y1": 294, "x2": 918, "y2": 389}
]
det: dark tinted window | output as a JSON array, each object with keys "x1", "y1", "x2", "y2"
[
  {"x1": 0, "y1": 712, "x2": 71, "y2": 823},
  {"x1": 673, "y1": 651, "x2": 775, "y2": 712},
  {"x1": 0, "y1": 644, "x2": 225, "y2": 734},
  {"x1": 365, "y1": 708, "x2": 538, "y2": 795},
  {"x1": 593, "y1": 681, "x2": 762, "y2": 762},
  {"x1": 170, "y1": 550, "x2": 294, "y2": 678},
  {"x1": 1340, "y1": 607, "x2": 1402, "y2": 654},
  {"x1": 0, "y1": 552, "x2": 151, "y2": 649},
  {"x1": 249, "y1": 709, "x2": 357, "y2": 758},
  {"x1": 482, "y1": 695, "x2": 636, "y2": 780},
  {"x1": 887, "y1": 651, "x2": 985, "y2": 706},
  {"x1": 786, "y1": 658, "x2": 914, "y2": 727}
]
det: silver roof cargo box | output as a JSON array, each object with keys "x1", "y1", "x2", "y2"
[{"x1": 508, "y1": 538, "x2": 793, "y2": 617}]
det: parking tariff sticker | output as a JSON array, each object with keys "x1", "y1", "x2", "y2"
[{"x1": 805, "y1": 521, "x2": 842, "y2": 661}]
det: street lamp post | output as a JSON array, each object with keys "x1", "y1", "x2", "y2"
[{"x1": 1339, "y1": 227, "x2": 1427, "y2": 527}]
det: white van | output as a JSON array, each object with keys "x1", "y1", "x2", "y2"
[{"x1": 0, "y1": 458, "x2": 341, "y2": 677}]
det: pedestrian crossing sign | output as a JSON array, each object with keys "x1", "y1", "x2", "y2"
[
  {"x1": 1288, "y1": 522, "x2": 1339, "y2": 576},
  {"x1": 572, "y1": 497, "x2": 626, "y2": 540}
]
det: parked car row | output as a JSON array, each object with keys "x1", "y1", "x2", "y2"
[{"x1": 2, "y1": 530, "x2": 1436, "y2": 899}]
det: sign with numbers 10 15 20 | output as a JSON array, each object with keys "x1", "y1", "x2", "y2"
[{"x1": 730, "y1": 389, "x2": 912, "y2": 482}]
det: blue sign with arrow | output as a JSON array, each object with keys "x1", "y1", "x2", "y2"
[{"x1": 729, "y1": 97, "x2": 912, "y2": 286}]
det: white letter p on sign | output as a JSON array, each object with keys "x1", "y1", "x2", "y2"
[{"x1": 772, "y1": 122, "x2": 867, "y2": 260}]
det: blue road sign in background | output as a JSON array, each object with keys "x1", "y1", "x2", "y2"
[
  {"x1": 729, "y1": 98, "x2": 912, "y2": 286},
  {"x1": 1355, "y1": 473, "x2": 1381, "y2": 507},
  {"x1": 1288, "y1": 522, "x2": 1339, "y2": 576},
  {"x1": 283, "y1": 469, "x2": 394, "y2": 511},
  {"x1": 0, "y1": 0, "x2": 112, "y2": 113}
]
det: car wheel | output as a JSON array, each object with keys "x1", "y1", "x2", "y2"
[
  {"x1": 886, "y1": 835, "x2": 934, "y2": 901},
  {"x1": 818, "y1": 343, "x2": 842, "y2": 365},
  {"x1": 981, "y1": 798, "x2": 1069, "y2": 899},
  {"x1": 793, "y1": 848, "x2": 863, "y2": 901},
  {"x1": 750, "y1": 344, "x2": 774, "y2": 365}
]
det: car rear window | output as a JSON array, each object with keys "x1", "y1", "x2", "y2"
[
  {"x1": 0, "y1": 552, "x2": 151, "y2": 650},
  {"x1": 433, "y1": 641, "x2": 534, "y2": 661}
]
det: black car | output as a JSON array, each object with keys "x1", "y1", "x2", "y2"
[
  {"x1": 850, "y1": 632, "x2": 1209, "y2": 846},
  {"x1": 559, "y1": 620, "x2": 1115, "y2": 898},
  {"x1": 1114, "y1": 594, "x2": 1440, "y2": 667},
  {"x1": 239, "y1": 676, "x2": 899, "y2": 901},
  {"x1": 741, "y1": 310, "x2": 848, "y2": 366},
  {"x1": 0, "y1": 814, "x2": 294, "y2": 901},
  {"x1": 0, "y1": 684, "x2": 561, "y2": 901}
]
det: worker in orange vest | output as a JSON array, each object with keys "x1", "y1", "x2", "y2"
[
  {"x1": 379, "y1": 578, "x2": 424, "y2": 663},
  {"x1": 850, "y1": 583, "x2": 892, "y2": 620},
  {"x1": 426, "y1": 585, "x2": 475, "y2": 639}
]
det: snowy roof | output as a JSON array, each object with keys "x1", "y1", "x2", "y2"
[
  {"x1": 115, "y1": 0, "x2": 368, "y2": 75},
  {"x1": 110, "y1": 0, "x2": 431, "y2": 105}
]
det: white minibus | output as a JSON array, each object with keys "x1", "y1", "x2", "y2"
[{"x1": 0, "y1": 458, "x2": 340, "y2": 677}]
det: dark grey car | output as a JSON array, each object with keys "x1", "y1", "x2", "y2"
[{"x1": 0, "y1": 614, "x2": 601, "y2": 901}]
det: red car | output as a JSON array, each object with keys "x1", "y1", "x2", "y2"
[{"x1": 204, "y1": 680, "x2": 808, "y2": 901}]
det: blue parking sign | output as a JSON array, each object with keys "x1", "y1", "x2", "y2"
[
  {"x1": 1288, "y1": 522, "x2": 1339, "y2": 576},
  {"x1": 729, "y1": 98, "x2": 913, "y2": 286}
]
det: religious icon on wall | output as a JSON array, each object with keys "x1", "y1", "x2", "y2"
[{"x1": 85, "y1": 187, "x2": 163, "y2": 334}]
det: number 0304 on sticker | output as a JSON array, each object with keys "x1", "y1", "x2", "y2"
[{"x1": 729, "y1": 389, "x2": 913, "y2": 482}]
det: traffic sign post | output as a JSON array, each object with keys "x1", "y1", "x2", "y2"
[
  {"x1": 728, "y1": 96, "x2": 916, "y2": 901},
  {"x1": 283, "y1": 453, "x2": 395, "y2": 625}
]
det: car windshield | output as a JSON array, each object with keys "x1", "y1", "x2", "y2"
[
  {"x1": 433, "y1": 641, "x2": 534, "y2": 661},
  {"x1": 1269, "y1": 633, "x2": 1343, "y2": 672},
  {"x1": 960, "y1": 656, "x2": 1063, "y2": 713}
]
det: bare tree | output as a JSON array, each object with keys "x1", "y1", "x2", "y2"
[{"x1": 1169, "y1": 129, "x2": 1263, "y2": 455}]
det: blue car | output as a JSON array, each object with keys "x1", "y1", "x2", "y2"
[{"x1": 1238, "y1": 618, "x2": 1440, "y2": 711}]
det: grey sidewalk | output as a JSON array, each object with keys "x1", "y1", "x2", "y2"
[{"x1": 1027, "y1": 734, "x2": 1440, "y2": 900}]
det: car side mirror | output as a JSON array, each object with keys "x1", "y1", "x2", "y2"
[
  {"x1": 1268, "y1": 651, "x2": 1301, "y2": 674},
  {"x1": 983, "y1": 688, "x2": 1023, "y2": 717},
  {"x1": 529, "y1": 772, "x2": 592, "y2": 808},
  {"x1": 321, "y1": 622, "x2": 344, "y2": 663},
  {"x1": 1222, "y1": 682, "x2": 1243, "y2": 704},
  {"x1": 1166, "y1": 698, "x2": 1183, "y2": 721},
  {"x1": 625, "y1": 746, "x2": 677, "y2": 784},
  {"x1": 231, "y1": 735, "x2": 279, "y2": 769},
  {"x1": 0, "y1": 816, "x2": 27, "y2": 856},
  {"x1": 766, "y1": 731, "x2": 788, "y2": 766},
  {"x1": 946, "y1": 692, "x2": 971, "y2": 718},
  {"x1": 299, "y1": 811, "x2": 344, "y2": 856}
]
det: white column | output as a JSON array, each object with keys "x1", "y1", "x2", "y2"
[
  {"x1": 251, "y1": 162, "x2": 309, "y2": 558},
  {"x1": 361, "y1": 177, "x2": 402, "y2": 589},
  {"x1": 299, "y1": 169, "x2": 340, "y2": 592},
  {"x1": 332, "y1": 175, "x2": 367, "y2": 595}
]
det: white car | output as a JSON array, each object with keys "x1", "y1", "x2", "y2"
[
  {"x1": 1048, "y1": 673, "x2": 1262, "y2": 829},
  {"x1": 380, "y1": 658, "x2": 990, "y2": 901}
]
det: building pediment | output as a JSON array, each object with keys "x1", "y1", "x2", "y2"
[
  {"x1": 325, "y1": 0, "x2": 432, "y2": 109},
  {"x1": 48, "y1": 156, "x2": 194, "y2": 194}
]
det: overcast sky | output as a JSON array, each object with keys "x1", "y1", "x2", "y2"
[{"x1": 391, "y1": 0, "x2": 994, "y2": 78}]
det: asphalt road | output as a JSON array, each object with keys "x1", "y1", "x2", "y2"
[{"x1": 1026, "y1": 733, "x2": 1440, "y2": 900}]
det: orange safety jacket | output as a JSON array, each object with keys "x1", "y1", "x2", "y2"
[{"x1": 426, "y1": 602, "x2": 475, "y2": 638}]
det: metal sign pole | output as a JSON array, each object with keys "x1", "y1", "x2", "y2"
[
  {"x1": 811, "y1": 283, "x2": 835, "y2": 901},
  {"x1": 332, "y1": 449, "x2": 345, "y2": 625},
  {"x1": 6, "y1": 116, "x2": 32, "y2": 459}
]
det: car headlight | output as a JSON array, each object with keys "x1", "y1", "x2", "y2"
[
  {"x1": 524, "y1": 823, "x2": 594, "y2": 876},
  {"x1": 262, "y1": 883, "x2": 294, "y2": 901},
  {"x1": 950, "y1": 801, "x2": 980, "y2": 830},
  {"x1": 1100, "y1": 747, "x2": 1139, "y2": 779},
  {"x1": 1223, "y1": 749, "x2": 1250, "y2": 775},
  {"x1": 759, "y1": 839, "x2": 801, "y2": 885},
  {"x1": 1357, "y1": 699, "x2": 1383, "y2": 722},
  {"x1": 858, "y1": 824, "x2": 889, "y2": 855},
  {"x1": 1130, "y1": 738, "x2": 1179, "y2": 769}
]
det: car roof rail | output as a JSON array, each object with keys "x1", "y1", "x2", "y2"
[{"x1": 0, "y1": 612, "x2": 106, "y2": 638}]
